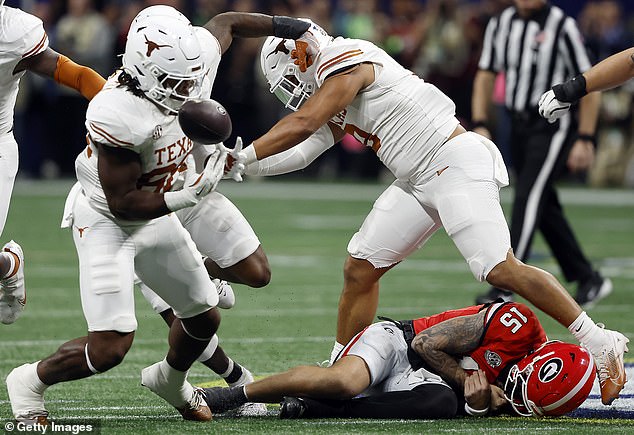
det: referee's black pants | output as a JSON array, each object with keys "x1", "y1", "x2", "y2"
[{"x1": 508, "y1": 112, "x2": 594, "y2": 284}]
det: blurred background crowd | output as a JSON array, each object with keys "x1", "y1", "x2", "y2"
[{"x1": 7, "y1": 0, "x2": 634, "y2": 187}]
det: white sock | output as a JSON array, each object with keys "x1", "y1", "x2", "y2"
[
  {"x1": 330, "y1": 341, "x2": 344, "y2": 364},
  {"x1": 157, "y1": 359, "x2": 193, "y2": 408},
  {"x1": 1, "y1": 251, "x2": 16, "y2": 279},
  {"x1": 27, "y1": 361, "x2": 49, "y2": 394},
  {"x1": 220, "y1": 358, "x2": 235, "y2": 378},
  {"x1": 568, "y1": 311, "x2": 604, "y2": 353},
  {"x1": 196, "y1": 334, "x2": 219, "y2": 363}
]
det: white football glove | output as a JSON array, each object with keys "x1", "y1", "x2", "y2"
[
  {"x1": 220, "y1": 136, "x2": 247, "y2": 182},
  {"x1": 538, "y1": 89, "x2": 571, "y2": 123},
  {"x1": 164, "y1": 148, "x2": 227, "y2": 211}
]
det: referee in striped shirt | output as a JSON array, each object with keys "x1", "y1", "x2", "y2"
[{"x1": 471, "y1": 0, "x2": 612, "y2": 307}]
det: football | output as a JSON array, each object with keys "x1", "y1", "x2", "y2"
[{"x1": 178, "y1": 99, "x2": 232, "y2": 144}]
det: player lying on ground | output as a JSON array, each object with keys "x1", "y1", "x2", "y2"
[
  {"x1": 202, "y1": 301, "x2": 595, "y2": 419},
  {"x1": 5, "y1": 8, "x2": 311, "y2": 424},
  {"x1": 0, "y1": 2, "x2": 105, "y2": 324},
  {"x1": 225, "y1": 19, "x2": 629, "y2": 405},
  {"x1": 539, "y1": 46, "x2": 634, "y2": 122}
]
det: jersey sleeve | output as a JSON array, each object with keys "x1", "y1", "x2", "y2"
[
  {"x1": 5, "y1": 8, "x2": 49, "y2": 64},
  {"x1": 194, "y1": 26, "x2": 221, "y2": 96},
  {"x1": 85, "y1": 90, "x2": 152, "y2": 152},
  {"x1": 314, "y1": 39, "x2": 367, "y2": 86},
  {"x1": 471, "y1": 302, "x2": 548, "y2": 382}
]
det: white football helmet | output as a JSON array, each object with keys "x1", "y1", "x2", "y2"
[
  {"x1": 122, "y1": 15, "x2": 205, "y2": 114},
  {"x1": 260, "y1": 20, "x2": 331, "y2": 111},
  {"x1": 129, "y1": 5, "x2": 190, "y2": 35},
  {"x1": 260, "y1": 37, "x2": 315, "y2": 111}
]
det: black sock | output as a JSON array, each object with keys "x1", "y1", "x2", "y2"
[
  {"x1": 225, "y1": 363, "x2": 244, "y2": 385},
  {"x1": 202, "y1": 386, "x2": 248, "y2": 413}
]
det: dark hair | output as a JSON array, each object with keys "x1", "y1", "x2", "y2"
[{"x1": 116, "y1": 69, "x2": 146, "y2": 98}]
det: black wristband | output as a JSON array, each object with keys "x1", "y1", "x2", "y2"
[
  {"x1": 471, "y1": 120, "x2": 488, "y2": 130},
  {"x1": 576, "y1": 133, "x2": 597, "y2": 147},
  {"x1": 553, "y1": 74, "x2": 587, "y2": 103},
  {"x1": 272, "y1": 16, "x2": 310, "y2": 39}
]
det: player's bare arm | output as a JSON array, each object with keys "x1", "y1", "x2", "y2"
[
  {"x1": 14, "y1": 47, "x2": 105, "y2": 100},
  {"x1": 97, "y1": 143, "x2": 171, "y2": 220},
  {"x1": 252, "y1": 63, "x2": 374, "y2": 160},
  {"x1": 204, "y1": 13, "x2": 309, "y2": 55},
  {"x1": 583, "y1": 47, "x2": 634, "y2": 94},
  {"x1": 410, "y1": 311, "x2": 486, "y2": 391}
]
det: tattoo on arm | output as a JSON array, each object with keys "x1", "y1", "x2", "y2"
[{"x1": 410, "y1": 312, "x2": 486, "y2": 390}]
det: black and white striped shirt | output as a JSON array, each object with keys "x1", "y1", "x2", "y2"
[{"x1": 478, "y1": 3, "x2": 591, "y2": 113}]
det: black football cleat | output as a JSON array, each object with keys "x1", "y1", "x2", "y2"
[{"x1": 279, "y1": 397, "x2": 307, "y2": 419}]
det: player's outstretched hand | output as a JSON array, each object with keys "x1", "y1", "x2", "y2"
[
  {"x1": 164, "y1": 148, "x2": 227, "y2": 212},
  {"x1": 198, "y1": 146, "x2": 228, "y2": 195},
  {"x1": 539, "y1": 89, "x2": 571, "y2": 123},
  {"x1": 221, "y1": 137, "x2": 247, "y2": 182}
]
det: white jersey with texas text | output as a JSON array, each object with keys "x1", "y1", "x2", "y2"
[
  {"x1": 75, "y1": 74, "x2": 194, "y2": 221},
  {"x1": 314, "y1": 37, "x2": 459, "y2": 180},
  {"x1": 75, "y1": 27, "x2": 222, "y2": 220},
  {"x1": 0, "y1": 6, "x2": 49, "y2": 134}
]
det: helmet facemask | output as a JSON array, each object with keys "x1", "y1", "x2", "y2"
[
  {"x1": 141, "y1": 62, "x2": 205, "y2": 113},
  {"x1": 270, "y1": 64, "x2": 315, "y2": 111},
  {"x1": 504, "y1": 358, "x2": 543, "y2": 416},
  {"x1": 503, "y1": 340, "x2": 596, "y2": 417}
]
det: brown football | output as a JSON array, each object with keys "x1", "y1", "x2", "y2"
[{"x1": 178, "y1": 99, "x2": 232, "y2": 144}]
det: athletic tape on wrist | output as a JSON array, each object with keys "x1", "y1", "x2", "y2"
[
  {"x1": 464, "y1": 402, "x2": 489, "y2": 416},
  {"x1": 553, "y1": 74, "x2": 587, "y2": 103},
  {"x1": 272, "y1": 16, "x2": 311, "y2": 39}
]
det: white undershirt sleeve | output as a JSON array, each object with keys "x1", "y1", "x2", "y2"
[{"x1": 244, "y1": 124, "x2": 335, "y2": 176}]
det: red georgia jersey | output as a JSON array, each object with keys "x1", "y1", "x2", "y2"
[{"x1": 411, "y1": 302, "x2": 548, "y2": 383}]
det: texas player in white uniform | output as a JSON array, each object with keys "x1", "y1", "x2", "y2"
[
  {"x1": 0, "y1": 2, "x2": 104, "y2": 324},
  {"x1": 122, "y1": 6, "x2": 272, "y2": 416},
  {"x1": 6, "y1": 8, "x2": 313, "y2": 424},
  {"x1": 234, "y1": 20, "x2": 629, "y2": 406}
]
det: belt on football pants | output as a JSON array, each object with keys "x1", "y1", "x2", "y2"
[{"x1": 377, "y1": 316, "x2": 416, "y2": 345}]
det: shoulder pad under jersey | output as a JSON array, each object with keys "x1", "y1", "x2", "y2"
[
  {"x1": 1, "y1": 7, "x2": 48, "y2": 61},
  {"x1": 314, "y1": 37, "x2": 371, "y2": 86},
  {"x1": 85, "y1": 87, "x2": 156, "y2": 151}
]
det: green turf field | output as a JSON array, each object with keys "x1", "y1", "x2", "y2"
[{"x1": 1, "y1": 179, "x2": 634, "y2": 434}]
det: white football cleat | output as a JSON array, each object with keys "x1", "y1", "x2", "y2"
[
  {"x1": 588, "y1": 325, "x2": 629, "y2": 405},
  {"x1": 213, "y1": 278, "x2": 235, "y2": 309},
  {"x1": 0, "y1": 240, "x2": 26, "y2": 324},
  {"x1": 228, "y1": 367, "x2": 267, "y2": 417},
  {"x1": 141, "y1": 361, "x2": 211, "y2": 421},
  {"x1": 6, "y1": 363, "x2": 49, "y2": 425}
]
